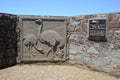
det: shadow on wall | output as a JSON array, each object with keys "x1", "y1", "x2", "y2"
[{"x1": 0, "y1": 13, "x2": 17, "y2": 69}]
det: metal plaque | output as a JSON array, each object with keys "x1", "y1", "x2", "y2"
[
  {"x1": 89, "y1": 19, "x2": 107, "y2": 36},
  {"x1": 88, "y1": 18, "x2": 107, "y2": 41}
]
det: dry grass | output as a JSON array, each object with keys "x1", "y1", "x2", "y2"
[{"x1": 0, "y1": 64, "x2": 119, "y2": 80}]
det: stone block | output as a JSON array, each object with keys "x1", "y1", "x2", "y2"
[
  {"x1": 90, "y1": 58, "x2": 106, "y2": 71},
  {"x1": 68, "y1": 60, "x2": 76, "y2": 65},
  {"x1": 76, "y1": 34, "x2": 86, "y2": 44},
  {"x1": 114, "y1": 64, "x2": 120, "y2": 69},
  {"x1": 68, "y1": 33, "x2": 76, "y2": 42},
  {"x1": 68, "y1": 25, "x2": 75, "y2": 32},
  {"x1": 83, "y1": 57, "x2": 91, "y2": 65},
  {"x1": 6, "y1": 48, "x2": 16, "y2": 57},
  {"x1": 75, "y1": 60, "x2": 84, "y2": 65},
  {"x1": 115, "y1": 30, "x2": 120, "y2": 33},
  {"x1": 102, "y1": 57, "x2": 111, "y2": 66},
  {"x1": 69, "y1": 43, "x2": 77, "y2": 54},
  {"x1": 6, "y1": 57, "x2": 16, "y2": 66},
  {"x1": 110, "y1": 70, "x2": 120, "y2": 77},
  {"x1": 95, "y1": 14, "x2": 106, "y2": 18},
  {"x1": 75, "y1": 54, "x2": 83, "y2": 60},
  {"x1": 109, "y1": 21, "x2": 120, "y2": 28},
  {"x1": 110, "y1": 50, "x2": 120, "y2": 58},
  {"x1": 102, "y1": 65, "x2": 114, "y2": 73},
  {"x1": 111, "y1": 58, "x2": 120, "y2": 64},
  {"x1": 69, "y1": 54, "x2": 75, "y2": 60},
  {"x1": 0, "y1": 59, "x2": 6, "y2": 69},
  {"x1": 77, "y1": 45, "x2": 86, "y2": 54},
  {"x1": 87, "y1": 47, "x2": 100, "y2": 55},
  {"x1": 0, "y1": 49, "x2": 5, "y2": 59}
]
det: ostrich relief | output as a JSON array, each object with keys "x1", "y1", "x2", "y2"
[{"x1": 23, "y1": 19, "x2": 65, "y2": 59}]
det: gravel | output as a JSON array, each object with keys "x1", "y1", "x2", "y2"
[{"x1": 0, "y1": 64, "x2": 119, "y2": 80}]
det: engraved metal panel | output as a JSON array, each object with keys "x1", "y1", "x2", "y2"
[
  {"x1": 89, "y1": 19, "x2": 107, "y2": 36},
  {"x1": 20, "y1": 16, "x2": 67, "y2": 61},
  {"x1": 88, "y1": 18, "x2": 107, "y2": 41}
]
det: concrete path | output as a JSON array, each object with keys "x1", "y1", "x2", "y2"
[{"x1": 0, "y1": 64, "x2": 119, "y2": 80}]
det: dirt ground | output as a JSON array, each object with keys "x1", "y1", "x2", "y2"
[{"x1": 0, "y1": 64, "x2": 120, "y2": 80}]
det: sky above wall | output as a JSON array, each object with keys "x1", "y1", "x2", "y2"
[{"x1": 0, "y1": 0, "x2": 120, "y2": 16}]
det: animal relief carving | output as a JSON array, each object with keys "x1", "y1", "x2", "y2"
[{"x1": 23, "y1": 19, "x2": 65, "y2": 60}]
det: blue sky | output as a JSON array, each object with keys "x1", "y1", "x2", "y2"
[{"x1": 0, "y1": 0, "x2": 120, "y2": 16}]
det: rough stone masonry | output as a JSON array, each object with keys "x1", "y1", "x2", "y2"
[
  {"x1": 0, "y1": 12, "x2": 120, "y2": 77},
  {"x1": 67, "y1": 12, "x2": 120, "y2": 77}
]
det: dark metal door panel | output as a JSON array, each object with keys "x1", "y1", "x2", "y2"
[{"x1": 20, "y1": 16, "x2": 67, "y2": 61}]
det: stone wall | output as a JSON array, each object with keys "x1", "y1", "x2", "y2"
[
  {"x1": 1, "y1": 12, "x2": 120, "y2": 77},
  {"x1": 0, "y1": 13, "x2": 17, "y2": 68},
  {"x1": 67, "y1": 12, "x2": 120, "y2": 77}
]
